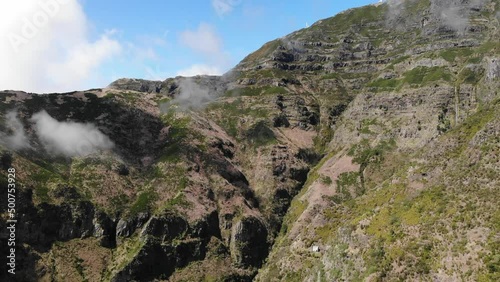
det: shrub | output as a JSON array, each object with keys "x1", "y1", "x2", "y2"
[{"x1": 321, "y1": 176, "x2": 333, "y2": 185}]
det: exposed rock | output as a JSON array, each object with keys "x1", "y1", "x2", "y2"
[
  {"x1": 273, "y1": 114, "x2": 290, "y2": 127},
  {"x1": 108, "y1": 78, "x2": 165, "y2": 94},
  {"x1": 486, "y1": 57, "x2": 500, "y2": 81},
  {"x1": 112, "y1": 239, "x2": 176, "y2": 282},
  {"x1": 116, "y1": 212, "x2": 150, "y2": 239},
  {"x1": 140, "y1": 212, "x2": 188, "y2": 243},
  {"x1": 230, "y1": 216, "x2": 269, "y2": 268},
  {"x1": 93, "y1": 211, "x2": 116, "y2": 248}
]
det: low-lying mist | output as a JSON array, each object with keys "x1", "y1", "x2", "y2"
[
  {"x1": 0, "y1": 110, "x2": 114, "y2": 157},
  {"x1": 31, "y1": 110, "x2": 114, "y2": 157},
  {"x1": 160, "y1": 76, "x2": 224, "y2": 112},
  {"x1": 386, "y1": 0, "x2": 490, "y2": 33}
]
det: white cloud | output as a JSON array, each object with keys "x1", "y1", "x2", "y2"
[
  {"x1": 179, "y1": 23, "x2": 222, "y2": 55},
  {"x1": 161, "y1": 77, "x2": 218, "y2": 110},
  {"x1": 30, "y1": 110, "x2": 114, "y2": 157},
  {"x1": 0, "y1": 0, "x2": 122, "y2": 93},
  {"x1": 47, "y1": 34, "x2": 121, "y2": 90},
  {"x1": 176, "y1": 64, "x2": 222, "y2": 77}
]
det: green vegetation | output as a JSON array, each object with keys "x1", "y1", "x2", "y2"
[
  {"x1": 150, "y1": 165, "x2": 189, "y2": 192},
  {"x1": 457, "y1": 67, "x2": 484, "y2": 85},
  {"x1": 110, "y1": 193, "x2": 130, "y2": 216},
  {"x1": 30, "y1": 166, "x2": 66, "y2": 203},
  {"x1": 437, "y1": 108, "x2": 451, "y2": 134},
  {"x1": 319, "y1": 4, "x2": 385, "y2": 34},
  {"x1": 321, "y1": 176, "x2": 332, "y2": 185},
  {"x1": 444, "y1": 101, "x2": 497, "y2": 158},
  {"x1": 163, "y1": 193, "x2": 192, "y2": 211},
  {"x1": 129, "y1": 190, "x2": 157, "y2": 216},
  {"x1": 74, "y1": 257, "x2": 88, "y2": 282},
  {"x1": 348, "y1": 138, "x2": 396, "y2": 170},
  {"x1": 402, "y1": 66, "x2": 452, "y2": 85},
  {"x1": 243, "y1": 68, "x2": 297, "y2": 81},
  {"x1": 107, "y1": 236, "x2": 146, "y2": 277},
  {"x1": 225, "y1": 86, "x2": 287, "y2": 97},
  {"x1": 369, "y1": 67, "x2": 451, "y2": 92},
  {"x1": 390, "y1": 55, "x2": 410, "y2": 66},
  {"x1": 159, "y1": 112, "x2": 191, "y2": 163},
  {"x1": 321, "y1": 73, "x2": 340, "y2": 80},
  {"x1": 156, "y1": 96, "x2": 171, "y2": 105},
  {"x1": 241, "y1": 39, "x2": 282, "y2": 63},
  {"x1": 467, "y1": 57, "x2": 482, "y2": 64},
  {"x1": 103, "y1": 91, "x2": 140, "y2": 104},
  {"x1": 359, "y1": 118, "x2": 378, "y2": 134},
  {"x1": 205, "y1": 97, "x2": 271, "y2": 139},
  {"x1": 439, "y1": 48, "x2": 474, "y2": 62},
  {"x1": 267, "y1": 98, "x2": 500, "y2": 280},
  {"x1": 476, "y1": 41, "x2": 499, "y2": 54},
  {"x1": 35, "y1": 186, "x2": 50, "y2": 203},
  {"x1": 280, "y1": 198, "x2": 307, "y2": 235},
  {"x1": 367, "y1": 78, "x2": 400, "y2": 89},
  {"x1": 313, "y1": 124, "x2": 335, "y2": 153},
  {"x1": 336, "y1": 171, "x2": 362, "y2": 200}
]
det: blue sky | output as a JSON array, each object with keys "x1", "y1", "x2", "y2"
[{"x1": 1, "y1": 0, "x2": 377, "y2": 93}]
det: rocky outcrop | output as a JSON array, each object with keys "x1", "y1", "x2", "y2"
[
  {"x1": 486, "y1": 57, "x2": 500, "y2": 81},
  {"x1": 108, "y1": 75, "x2": 232, "y2": 100},
  {"x1": 112, "y1": 238, "x2": 177, "y2": 282},
  {"x1": 140, "y1": 212, "x2": 188, "y2": 242},
  {"x1": 115, "y1": 212, "x2": 150, "y2": 239},
  {"x1": 112, "y1": 210, "x2": 222, "y2": 281},
  {"x1": 230, "y1": 216, "x2": 269, "y2": 268},
  {"x1": 14, "y1": 187, "x2": 116, "y2": 250},
  {"x1": 107, "y1": 78, "x2": 167, "y2": 94}
]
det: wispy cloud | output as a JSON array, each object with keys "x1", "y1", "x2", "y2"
[
  {"x1": 431, "y1": 0, "x2": 489, "y2": 33},
  {"x1": 162, "y1": 77, "x2": 219, "y2": 111},
  {"x1": 385, "y1": 0, "x2": 490, "y2": 33},
  {"x1": 180, "y1": 23, "x2": 222, "y2": 56},
  {"x1": 211, "y1": 0, "x2": 242, "y2": 17}
]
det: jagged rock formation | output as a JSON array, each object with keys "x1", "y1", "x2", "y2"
[{"x1": 0, "y1": 0, "x2": 499, "y2": 281}]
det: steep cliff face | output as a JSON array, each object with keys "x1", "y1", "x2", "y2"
[{"x1": 0, "y1": 0, "x2": 499, "y2": 281}]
